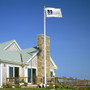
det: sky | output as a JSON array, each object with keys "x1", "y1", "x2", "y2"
[{"x1": 0, "y1": 0, "x2": 90, "y2": 80}]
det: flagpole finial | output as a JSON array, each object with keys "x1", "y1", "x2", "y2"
[{"x1": 44, "y1": 4, "x2": 45, "y2": 9}]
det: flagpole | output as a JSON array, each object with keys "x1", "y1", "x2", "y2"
[
  {"x1": 44, "y1": 5, "x2": 46, "y2": 85},
  {"x1": 31, "y1": 59, "x2": 32, "y2": 84}
]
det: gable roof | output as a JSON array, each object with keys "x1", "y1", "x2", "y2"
[
  {"x1": 0, "y1": 40, "x2": 13, "y2": 50},
  {"x1": 0, "y1": 48, "x2": 39, "y2": 64},
  {"x1": 0, "y1": 40, "x2": 39, "y2": 64},
  {"x1": 0, "y1": 40, "x2": 21, "y2": 50}
]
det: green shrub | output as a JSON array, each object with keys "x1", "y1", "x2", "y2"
[
  {"x1": 19, "y1": 80, "x2": 25, "y2": 83},
  {"x1": 55, "y1": 84, "x2": 61, "y2": 88},
  {"x1": 2, "y1": 84, "x2": 7, "y2": 88},
  {"x1": 3, "y1": 84, "x2": 21, "y2": 88},
  {"x1": 6, "y1": 84, "x2": 12, "y2": 88},
  {"x1": 14, "y1": 85, "x2": 20, "y2": 88},
  {"x1": 46, "y1": 85, "x2": 54, "y2": 89},
  {"x1": 55, "y1": 84, "x2": 72, "y2": 89}
]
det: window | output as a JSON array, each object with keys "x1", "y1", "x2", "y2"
[
  {"x1": 28, "y1": 69, "x2": 31, "y2": 83},
  {"x1": 50, "y1": 71, "x2": 53, "y2": 77},
  {"x1": 9, "y1": 67, "x2": 13, "y2": 77}
]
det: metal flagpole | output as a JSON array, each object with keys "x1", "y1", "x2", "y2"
[
  {"x1": 44, "y1": 5, "x2": 46, "y2": 85},
  {"x1": 31, "y1": 59, "x2": 32, "y2": 84}
]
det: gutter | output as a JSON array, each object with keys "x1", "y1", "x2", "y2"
[{"x1": 0, "y1": 59, "x2": 27, "y2": 66}]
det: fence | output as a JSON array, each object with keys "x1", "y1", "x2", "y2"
[
  {"x1": 6, "y1": 77, "x2": 28, "y2": 85},
  {"x1": 55, "y1": 77, "x2": 90, "y2": 87},
  {"x1": 36, "y1": 77, "x2": 90, "y2": 88}
]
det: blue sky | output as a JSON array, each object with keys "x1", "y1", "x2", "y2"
[{"x1": 0, "y1": 0, "x2": 90, "y2": 80}]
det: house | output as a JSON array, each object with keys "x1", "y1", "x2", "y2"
[{"x1": 0, "y1": 34, "x2": 57, "y2": 87}]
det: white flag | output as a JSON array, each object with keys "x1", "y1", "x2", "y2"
[{"x1": 45, "y1": 7, "x2": 62, "y2": 18}]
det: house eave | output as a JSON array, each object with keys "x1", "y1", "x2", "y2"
[
  {"x1": 50, "y1": 57, "x2": 58, "y2": 70},
  {"x1": 0, "y1": 59, "x2": 22, "y2": 65},
  {"x1": 3, "y1": 40, "x2": 21, "y2": 51},
  {"x1": 25, "y1": 51, "x2": 39, "y2": 64}
]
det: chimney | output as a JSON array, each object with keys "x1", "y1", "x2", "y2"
[{"x1": 37, "y1": 34, "x2": 50, "y2": 77}]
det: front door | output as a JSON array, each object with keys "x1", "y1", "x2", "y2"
[
  {"x1": 15, "y1": 67, "x2": 19, "y2": 84},
  {"x1": 28, "y1": 69, "x2": 31, "y2": 83},
  {"x1": 28, "y1": 68, "x2": 36, "y2": 84},
  {"x1": 15, "y1": 67, "x2": 19, "y2": 77},
  {"x1": 33, "y1": 69, "x2": 36, "y2": 84}
]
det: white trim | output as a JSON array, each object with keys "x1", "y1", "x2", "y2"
[
  {"x1": 24, "y1": 65, "x2": 37, "y2": 84},
  {"x1": 26, "y1": 52, "x2": 38, "y2": 63},
  {"x1": 14, "y1": 40, "x2": 21, "y2": 50},
  {"x1": 7, "y1": 64, "x2": 20, "y2": 77},
  {"x1": 27, "y1": 67, "x2": 37, "y2": 84},
  {"x1": 50, "y1": 57, "x2": 58, "y2": 70},
  {"x1": 8, "y1": 66, "x2": 14, "y2": 77},
  {"x1": 7, "y1": 64, "x2": 9, "y2": 77},
  {"x1": 24, "y1": 66, "x2": 26, "y2": 77},
  {"x1": 50, "y1": 69, "x2": 55, "y2": 76},
  {"x1": 27, "y1": 66, "x2": 37, "y2": 69},
  {"x1": 3, "y1": 40, "x2": 21, "y2": 50},
  {"x1": 0, "y1": 63, "x2": 2, "y2": 86}
]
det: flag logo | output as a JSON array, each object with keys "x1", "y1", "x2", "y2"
[{"x1": 48, "y1": 10, "x2": 53, "y2": 15}]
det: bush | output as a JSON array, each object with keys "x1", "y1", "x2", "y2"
[
  {"x1": 19, "y1": 80, "x2": 25, "y2": 83},
  {"x1": 55, "y1": 84, "x2": 61, "y2": 88},
  {"x1": 46, "y1": 85, "x2": 54, "y2": 89},
  {"x1": 55, "y1": 84, "x2": 72, "y2": 89},
  {"x1": 14, "y1": 85, "x2": 20, "y2": 88},
  {"x1": 6, "y1": 84, "x2": 12, "y2": 88}
]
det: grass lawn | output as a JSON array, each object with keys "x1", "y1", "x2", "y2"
[
  {"x1": 0, "y1": 88, "x2": 75, "y2": 90},
  {"x1": 0, "y1": 88, "x2": 46, "y2": 90},
  {"x1": 0, "y1": 88, "x2": 49, "y2": 90},
  {"x1": 0, "y1": 87, "x2": 89, "y2": 90},
  {"x1": 0, "y1": 88, "x2": 90, "y2": 90}
]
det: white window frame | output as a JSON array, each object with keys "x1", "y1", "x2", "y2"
[
  {"x1": 7, "y1": 64, "x2": 20, "y2": 77},
  {"x1": 9, "y1": 66, "x2": 14, "y2": 77},
  {"x1": 25, "y1": 66, "x2": 37, "y2": 84}
]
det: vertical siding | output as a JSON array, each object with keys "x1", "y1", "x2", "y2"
[
  {"x1": 2, "y1": 63, "x2": 7, "y2": 85},
  {"x1": 29, "y1": 56, "x2": 37, "y2": 67},
  {"x1": 6, "y1": 43, "x2": 19, "y2": 51}
]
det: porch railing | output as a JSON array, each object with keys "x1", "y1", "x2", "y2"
[
  {"x1": 6, "y1": 77, "x2": 28, "y2": 85},
  {"x1": 36, "y1": 77, "x2": 55, "y2": 85},
  {"x1": 6, "y1": 77, "x2": 90, "y2": 87}
]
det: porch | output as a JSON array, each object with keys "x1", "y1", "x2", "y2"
[
  {"x1": 5, "y1": 77, "x2": 55, "y2": 85},
  {"x1": 5, "y1": 77, "x2": 90, "y2": 88}
]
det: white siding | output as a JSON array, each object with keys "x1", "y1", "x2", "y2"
[
  {"x1": 29, "y1": 56, "x2": 37, "y2": 67},
  {"x1": 0, "y1": 63, "x2": 1, "y2": 86},
  {"x1": 50, "y1": 61, "x2": 55, "y2": 76},
  {"x1": 1, "y1": 63, "x2": 21, "y2": 85},
  {"x1": 2, "y1": 63, "x2": 7, "y2": 84},
  {"x1": 0, "y1": 63, "x2": 2, "y2": 87},
  {"x1": 6, "y1": 42, "x2": 20, "y2": 51}
]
